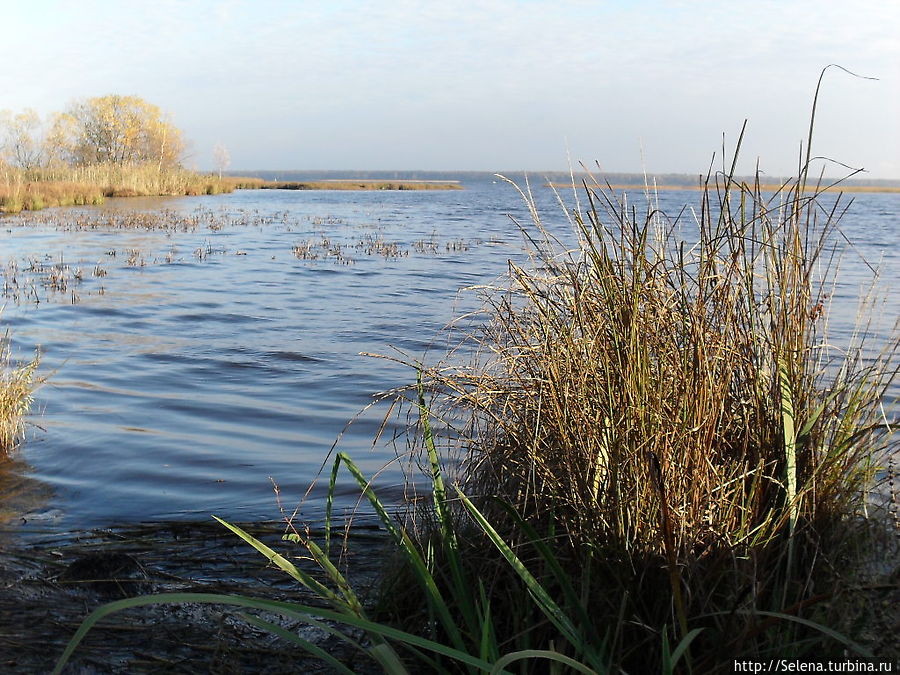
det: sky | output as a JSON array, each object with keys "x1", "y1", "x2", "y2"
[{"x1": 1, "y1": 0, "x2": 899, "y2": 178}]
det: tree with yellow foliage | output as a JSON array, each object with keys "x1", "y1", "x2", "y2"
[{"x1": 54, "y1": 95, "x2": 185, "y2": 169}]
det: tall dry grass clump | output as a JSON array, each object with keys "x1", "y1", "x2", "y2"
[
  {"x1": 0, "y1": 339, "x2": 38, "y2": 453},
  {"x1": 389, "y1": 150, "x2": 898, "y2": 668}
]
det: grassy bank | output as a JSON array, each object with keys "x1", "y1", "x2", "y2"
[
  {"x1": 260, "y1": 179, "x2": 462, "y2": 190},
  {"x1": 0, "y1": 163, "x2": 264, "y2": 214}
]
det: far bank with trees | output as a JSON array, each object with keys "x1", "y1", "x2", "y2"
[{"x1": 0, "y1": 95, "x2": 258, "y2": 213}]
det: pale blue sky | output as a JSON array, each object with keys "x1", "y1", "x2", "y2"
[{"x1": 2, "y1": 0, "x2": 898, "y2": 177}]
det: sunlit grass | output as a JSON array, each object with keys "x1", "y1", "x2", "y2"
[
  {"x1": 52, "y1": 149, "x2": 898, "y2": 672},
  {"x1": 0, "y1": 162, "x2": 264, "y2": 213},
  {"x1": 0, "y1": 337, "x2": 38, "y2": 453}
]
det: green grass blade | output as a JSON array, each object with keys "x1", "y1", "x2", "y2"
[
  {"x1": 368, "y1": 643, "x2": 411, "y2": 675},
  {"x1": 779, "y1": 360, "x2": 798, "y2": 536},
  {"x1": 213, "y1": 516, "x2": 343, "y2": 608},
  {"x1": 52, "y1": 592, "x2": 497, "y2": 674},
  {"x1": 489, "y1": 649, "x2": 600, "y2": 675},
  {"x1": 669, "y1": 628, "x2": 704, "y2": 671},
  {"x1": 457, "y1": 489, "x2": 581, "y2": 647},
  {"x1": 778, "y1": 358, "x2": 799, "y2": 606},
  {"x1": 238, "y1": 612, "x2": 358, "y2": 675},
  {"x1": 417, "y1": 369, "x2": 479, "y2": 643},
  {"x1": 477, "y1": 580, "x2": 499, "y2": 664},
  {"x1": 303, "y1": 537, "x2": 365, "y2": 615},
  {"x1": 324, "y1": 448, "x2": 342, "y2": 558},
  {"x1": 416, "y1": 369, "x2": 452, "y2": 543},
  {"x1": 489, "y1": 498, "x2": 606, "y2": 666},
  {"x1": 336, "y1": 452, "x2": 468, "y2": 652},
  {"x1": 52, "y1": 592, "x2": 343, "y2": 675},
  {"x1": 722, "y1": 609, "x2": 874, "y2": 657},
  {"x1": 661, "y1": 629, "x2": 673, "y2": 675}
]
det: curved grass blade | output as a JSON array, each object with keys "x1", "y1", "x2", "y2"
[
  {"x1": 216, "y1": 517, "x2": 406, "y2": 669},
  {"x1": 487, "y1": 498, "x2": 607, "y2": 667},
  {"x1": 213, "y1": 516, "x2": 343, "y2": 608},
  {"x1": 489, "y1": 649, "x2": 600, "y2": 675},
  {"x1": 457, "y1": 489, "x2": 580, "y2": 647},
  {"x1": 52, "y1": 592, "x2": 498, "y2": 674},
  {"x1": 662, "y1": 627, "x2": 704, "y2": 675},
  {"x1": 704, "y1": 609, "x2": 874, "y2": 658},
  {"x1": 333, "y1": 452, "x2": 468, "y2": 652},
  {"x1": 238, "y1": 612, "x2": 358, "y2": 675}
]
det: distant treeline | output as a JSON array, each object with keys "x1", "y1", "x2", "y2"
[
  {"x1": 260, "y1": 179, "x2": 461, "y2": 191},
  {"x1": 233, "y1": 169, "x2": 900, "y2": 189},
  {"x1": 1, "y1": 95, "x2": 262, "y2": 213}
]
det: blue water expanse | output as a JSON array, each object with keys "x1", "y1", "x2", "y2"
[{"x1": 1, "y1": 173, "x2": 897, "y2": 536}]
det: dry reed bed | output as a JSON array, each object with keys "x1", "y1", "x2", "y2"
[{"x1": 0, "y1": 163, "x2": 264, "y2": 214}]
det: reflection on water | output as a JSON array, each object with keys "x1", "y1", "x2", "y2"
[
  {"x1": 0, "y1": 178, "x2": 897, "y2": 538},
  {"x1": 0, "y1": 453, "x2": 56, "y2": 537}
]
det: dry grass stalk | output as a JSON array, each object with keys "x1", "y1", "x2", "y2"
[{"x1": 0, "y1": 338, "x2": 38, "y2": 453}]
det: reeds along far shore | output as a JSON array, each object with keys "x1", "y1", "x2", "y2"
[{"x1": 0, "y1": 162, "x2": 264, "y2": 213}]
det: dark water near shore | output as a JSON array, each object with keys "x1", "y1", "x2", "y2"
[{"x1": 1, "y1": 174, "x2": 897, "y2": 537}]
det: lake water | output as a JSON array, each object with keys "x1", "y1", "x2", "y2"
[{"x1": 1, "y1": 174, "x2": 897, "y2": 538}]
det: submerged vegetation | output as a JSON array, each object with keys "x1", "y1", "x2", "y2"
[{"x1": 52, "y1": 126, "x2": 899, "y2": 671}]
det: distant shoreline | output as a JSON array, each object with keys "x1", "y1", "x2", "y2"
[
  {"x1": 545, "y1": 182, "x2": 900, "y2": 194},
  {"x1": 259, "y1": 180, "x2": 462, "y2": 191}
]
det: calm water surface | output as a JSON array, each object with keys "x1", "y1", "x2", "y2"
[{"x1": 1, "y1": 176, "x2": 897, "y2": 536}]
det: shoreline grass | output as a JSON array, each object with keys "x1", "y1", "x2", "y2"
[
  {"x1": 46, "y1": 71, "x2": 898, "y2": 667},
  {"x1": 0, "y1": 339, "x2": 38, "y2": 454},
  {"x1": 0, "y1": 163, "x2": 265, "y2": 214},
  {"x1": 381, "y1": 161, "x2": 899, "y2": 670}
]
